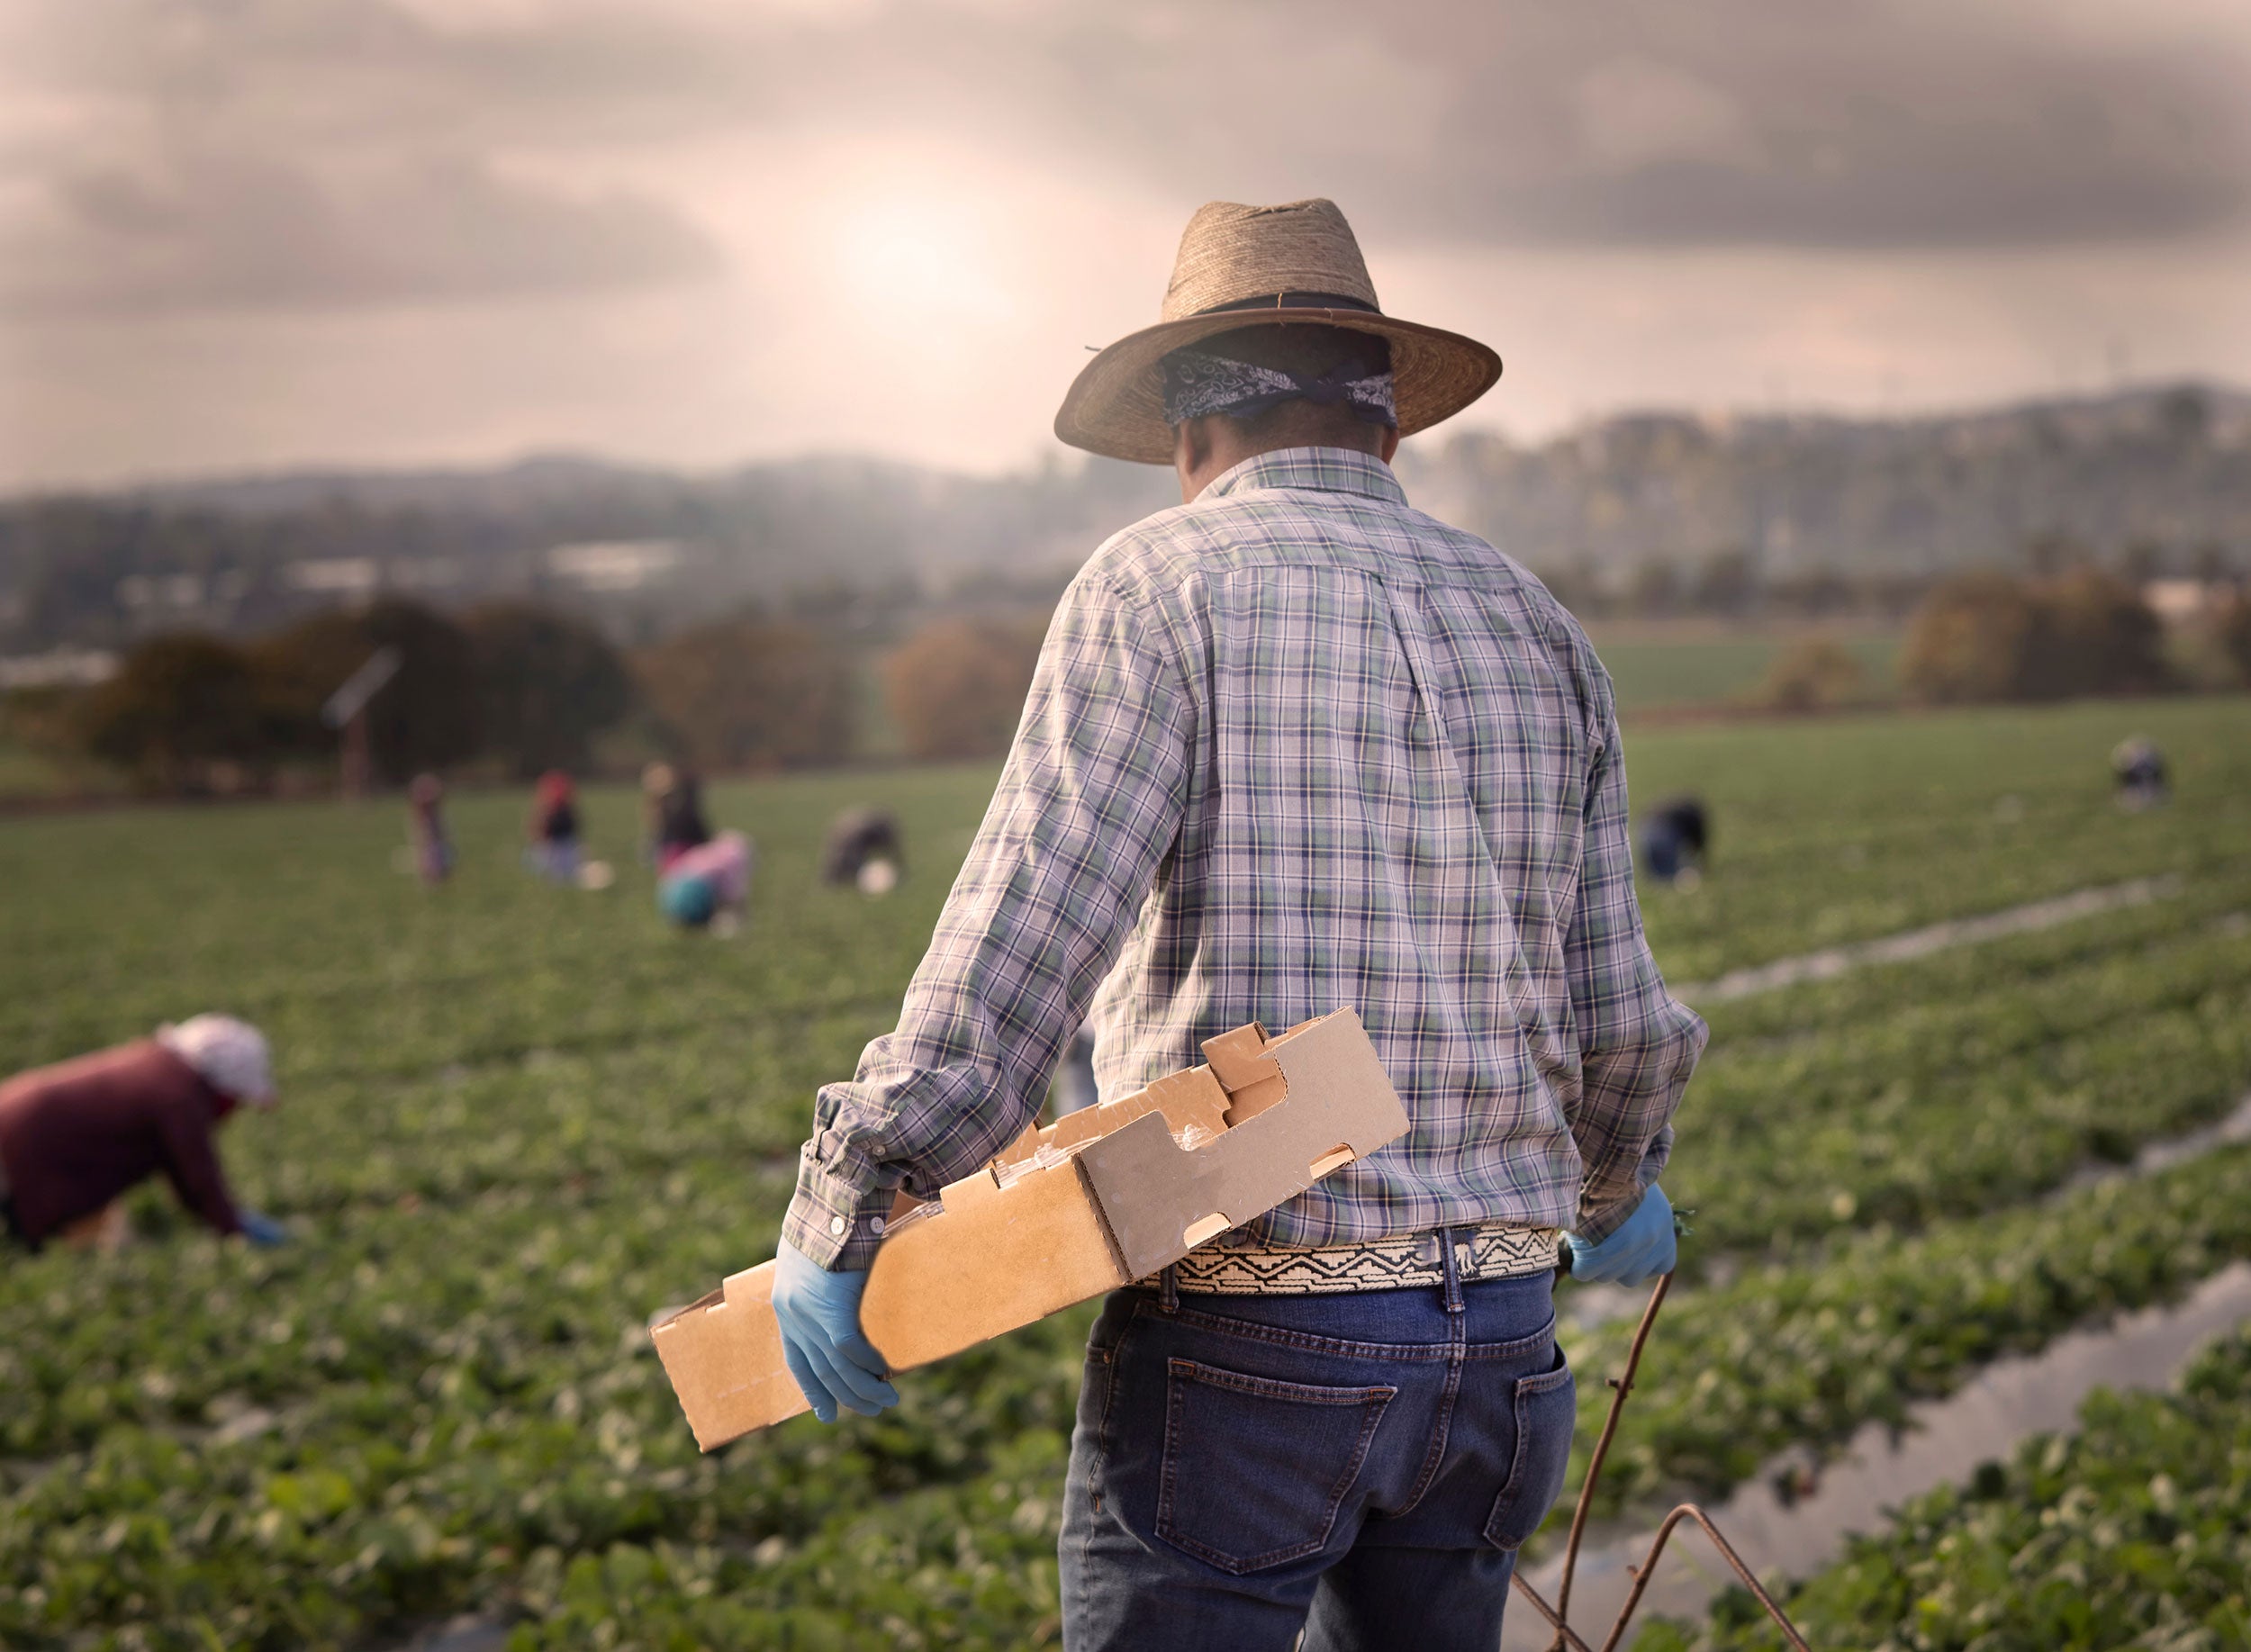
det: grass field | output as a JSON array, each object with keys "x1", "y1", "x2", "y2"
[
  {"x1": 2, "y1": 695, "x2": 2248, "y2": 1649},
  {"x1": 1581, "y1": 623, "x2": 1900, "y2": 714}
]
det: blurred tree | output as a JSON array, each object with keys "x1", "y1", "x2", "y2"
[
  {"x1": 1526, "y1": 563, "x2": 1600, "y2": 618},
  {"x1": 1753, "y1": 636, "x2": 1868, "y2": 713},
  {"x1": 1902, "y1": 571, "x2": 2170, "y2": 704},
  {"x1": 2042, "y1": 567, "x2": 2171, "y2": 698},
  {"x1": 74, "y1": 633, "x2": 266, "y2": 791},
  {"x1": 1690, "y1": 546, "x2": 1757, "y2": 617},
  {"x1": 1623, "y1": 558, "x2": 1680, "y2": 618},
  {"x1": 884, "y1": 618, "x2": 1046, "y2": 761},
  {"x1": 461, "y1": 602, "x2": 632, "y2": 779},
  {"x1": 2120, "y1": 538, "x2": 2165, "y2": 585},
  {"x1": 2157, "y1": 384, "x2": 2211, "y2": 447},
  {"x1": 2214, "y1": 596, "x2": 2251, "y2": 689},
  {"x1": 634, "y1": 618, "x2": 850, "y2": 772},
  {"x1": 1767, "y1": 569, "x2": 1855, "y2": 618},
  {"x1": 2021, "y1": 529, "x2": 2092, "y2": 579},
  {"x1": 1900, "y1": 573, "x2": 2048, "y2": 704},
  {"x1": 256, "y1": 598, "x2": 482, "y2": 784}
]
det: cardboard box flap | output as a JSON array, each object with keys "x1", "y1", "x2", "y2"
[
  {"x1": 994, "y1": 1062, "x2": 1231, "y2": 1166},
  {"x1": 647, "y1": 1260, "x2": 809, "y2": 1449},
  {"x1": 1074, "y1": 1009, "x2": 1410, "y2": 1280},
  {"x1": 1202, "y1": 1023, "x2": 1290, "y2": 1125}
]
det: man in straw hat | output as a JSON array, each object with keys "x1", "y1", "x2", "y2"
[{"x1": 772, "y1": 199, "x2": 1704, "y2": 1647}]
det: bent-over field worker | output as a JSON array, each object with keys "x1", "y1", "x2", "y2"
[
  {"x1": 771, "y1": 198, "x2": 1704, "y2": 1649},
  {"x1": 0, "y1": 1015, "x2": 288, "y2": 1252}
]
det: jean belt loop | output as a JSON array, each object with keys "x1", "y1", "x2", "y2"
[
  {"x1": 1159, "y1": 1264, "x2": 1180, "y2": 1313},
  {"x1": 1438, "y1": 1225, "x2": 1465, "y2": 1315}
]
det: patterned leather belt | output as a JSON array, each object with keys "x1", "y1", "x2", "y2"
[{"x1": 1148, "y1": 1222, "x2": 1563, "y2": 1296}]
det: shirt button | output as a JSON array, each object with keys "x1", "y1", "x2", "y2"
[
  {"x1": 870, "y1": 1215, "x2": 887, "y2": 1235},
  {"x1": 828, "y1": 1216, "x2": 846, "y2": 1237}
]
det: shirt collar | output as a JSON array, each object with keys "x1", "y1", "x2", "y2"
[{"x1": 1198, "y1": 447, "x2": 1409, "y2": 508}]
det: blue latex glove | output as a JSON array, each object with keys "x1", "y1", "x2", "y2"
[
  {"x1": 771, "y1": 1240, "x2": 899, "y2": 1423},
  {"x1": 1562, "y1": 1184, "x2": 1675, "y2": 1286},
  {"x1": 238, "y1": 1210, "x2": 290, "y2": 1249}
]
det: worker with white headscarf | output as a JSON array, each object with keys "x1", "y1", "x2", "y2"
[{"x1": 0, "y1": 1015, "x2": 288, "y2": 1251}]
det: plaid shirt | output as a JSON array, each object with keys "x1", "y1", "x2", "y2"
[{"x1": 785, "y1": 447, "x2": 1704, "y2": 1269}]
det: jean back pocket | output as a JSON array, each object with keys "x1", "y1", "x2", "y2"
[
  {"x1": 1484, "y1": 1342, "x2": 1577, "y2": 1551},
  {"x1": 1156, "y1": 1358, "x2": 1395, "y2": 1575}
]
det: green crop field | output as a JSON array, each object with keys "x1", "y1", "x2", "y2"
[
  {"x1": 3, "y1": 696, "x2": 2248, "y2": 1650},
  {"x1": 1581, "y1": 624, "x2": 1900, "y2": 714}
]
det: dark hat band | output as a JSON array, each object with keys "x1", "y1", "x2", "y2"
[{"x1": 1193, "y1": 291, "x2": 1381, "y2": 317}]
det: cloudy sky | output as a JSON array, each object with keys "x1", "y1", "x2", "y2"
[{"x1": 3, "y1": 0, "x2": 2248, "y2": 489}]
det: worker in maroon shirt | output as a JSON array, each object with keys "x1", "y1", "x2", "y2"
[{"x1": 0, "y1": 1015, "x2": 288, "y2": 1252}]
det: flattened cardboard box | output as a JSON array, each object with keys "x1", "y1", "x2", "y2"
[{"x1": 650, "y1": 1007, "x2": 1410, "y2": 1449}]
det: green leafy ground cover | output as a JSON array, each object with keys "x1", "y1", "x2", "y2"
[
  {"x1": 1578, "y1": 626, "x2": 1900, "y2": 715},
  {"x1": 1, "y1": 698, "x2": 2246, "y2": 1648},
  {"x1": 1641, "y1": 1323, "x2": 2251, "y2": 1651}
]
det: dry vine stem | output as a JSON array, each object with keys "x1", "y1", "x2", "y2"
[{"x1": 1515, "y1": 1270, "x2": 1814, "y2": 1652}]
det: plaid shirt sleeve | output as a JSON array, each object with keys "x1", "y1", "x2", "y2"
[
  {"x1": 1561, "y1": 699, "x2": 1708, "y2": 1244},
  {"x1": 782, "y1": 573, "x2": 1197, "y2": 1268}
]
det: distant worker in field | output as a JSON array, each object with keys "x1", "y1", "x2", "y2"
[
  {"x1": 0, "y1": 1016, "x2": 289, "y2": 1252},
  {"x1": 407, "y1": 772, "x2": 454, "y2": 885},
  {"x1": 524, "y1": 770, "x2": 583, "y2": 883},
  {"x1": 658, "y1": 828, "x2": 754, "y2": 935},
  {"x1": 765, "y1": 199, "x2": 1703, "y2": 1648},
  {"x1": 1639, "y1": 796, "x2": 1710, "y2": 889},
  {"x1": 821, "y1": 807, "x2": 904, "y2": 896},
  {"x1": 2111, "y1": 737, "x2": 2170, "y2": 811},
  {"x1": 643, "y1": 763, "x2": 712, "y2": 871}
]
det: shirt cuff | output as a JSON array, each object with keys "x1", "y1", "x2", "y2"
[
  {"x1": 781, "y1": 1145, "x2": 896, "y2": 1270},
  {"x1": 1572, "y1": 1189, "x2": 1641, "y2": 1246}
]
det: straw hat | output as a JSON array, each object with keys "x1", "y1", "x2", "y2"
[{"x1": 1054, "y1": 198, "x2": 1502, "y2": 465}]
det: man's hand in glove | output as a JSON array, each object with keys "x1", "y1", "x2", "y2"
[
  {"x1": 772, "y1": 1241, "x2": 899, "y2": 1423},
  {"x1": 1562, "y1": 1184, "x2": 1676, "y2": 1286}
]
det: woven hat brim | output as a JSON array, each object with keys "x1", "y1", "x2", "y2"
[{"x1": 1053, "y1": 308, "x2": 1502, "y2": 465}]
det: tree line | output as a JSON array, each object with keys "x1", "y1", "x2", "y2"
[
  {"x1": 15, "y1": 598, "x2": 1053, "y2": 794},
  {"x1": 10, "y1": 566, "x2": 2247, "y2": 794}
]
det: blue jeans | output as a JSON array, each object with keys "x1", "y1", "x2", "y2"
[{"x1": 1059, "y1": 1259, "x2": 1574, "y2": 1651}]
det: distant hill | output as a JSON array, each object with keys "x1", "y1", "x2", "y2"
[
  {"x1": 1405, "y1": 382, "x2": 2251, "y2": 582},
  {"x1": 3, "y1": 382, "x2": 2246, "y2": 648}
]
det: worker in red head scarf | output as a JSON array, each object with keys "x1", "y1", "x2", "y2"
[{"x1": 526, "y1": 770, "x2": 582, "y2": 883}]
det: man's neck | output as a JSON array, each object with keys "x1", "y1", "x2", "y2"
[{"x1": 1173, "y1": 419, "x2": 1396, "y2": 502}]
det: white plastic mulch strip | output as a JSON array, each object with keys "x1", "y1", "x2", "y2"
[{"x1": 1678, "y1": 874, "x2": 2185, "y2": 1006}]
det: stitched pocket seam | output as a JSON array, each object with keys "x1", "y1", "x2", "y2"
[
  {"x1": 1156, "y1": 1358, "x2": 1396, "y2": 1575},
  {"x1": 1484, "y1": 1356, "x2": 1575, "y2": 1553}
]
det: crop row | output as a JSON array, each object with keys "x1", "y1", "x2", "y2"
[
  {"x1": 1640, "y1": 1322, "x2": 2251, "y2": 1651},
  {"x1": 203, "y1": 1133, "x2": 2251, "y2": 1652},
  {"x1": 21, "y1": 1127, "x2": 2244, "y2": 1651},
  {"x1": 1671, "y1": 911, "x2": 2251, "y2": 1259},
  {"x1": 1560, "y1": 1141, "x2": 2251, "y2": 1522},
  {"x1": 0, "y1": 1175, "x2": 1101, "y2": 1648}
]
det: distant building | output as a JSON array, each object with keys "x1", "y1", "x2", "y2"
[
  {"x1": 116, "y1": 573, "x2": 207, "y2": 611},
  {"x1": 0, "y1": 647, "x2": 119, "y2": 691},
  {"x1": 285, "y1": 558, "x2": 383, "y2": 598},
  {"x1": 544, "y1": 539, "x2": 684, "y2": 593},
  {"x1": 2144, "y1": 579, "x2": 2224, "y2": 623}
]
